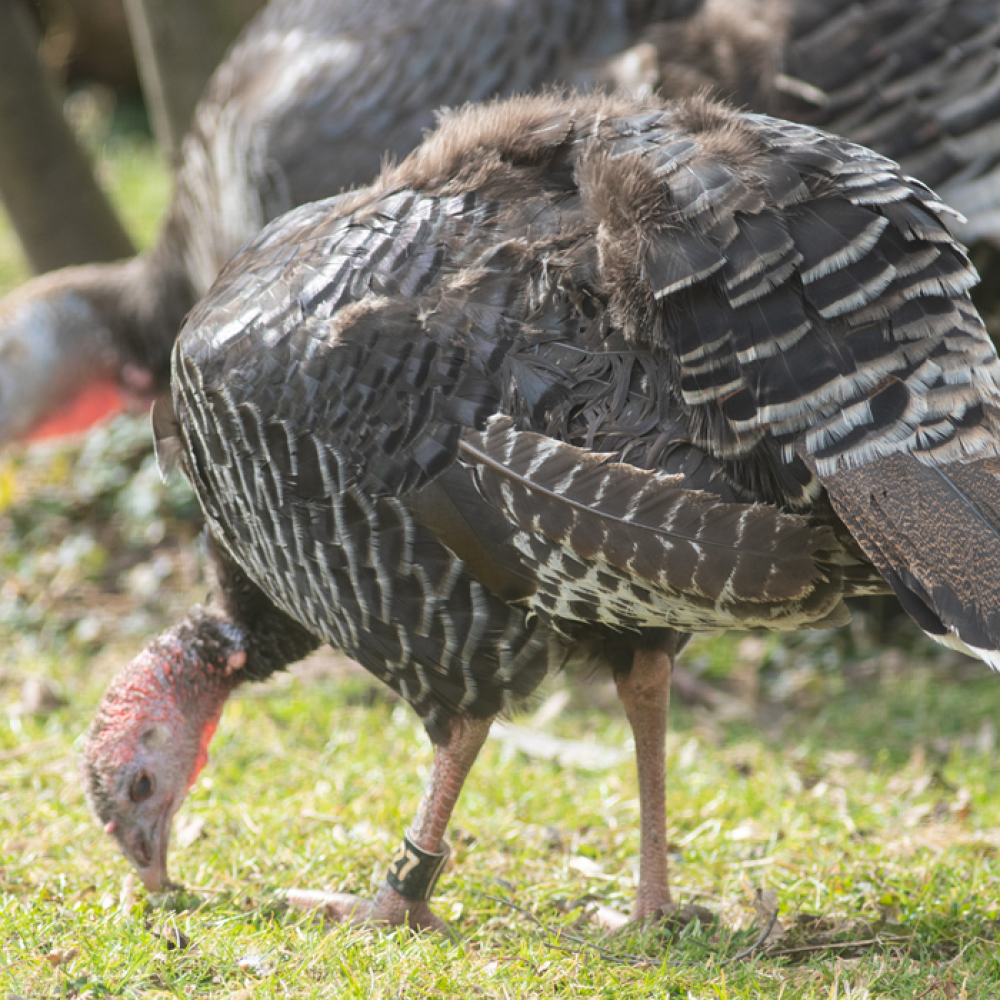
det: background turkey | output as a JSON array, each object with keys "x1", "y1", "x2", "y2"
[
  {"x1": 5, "y1": 0, "x2": 1000, "y2": 447},
  {"x1": 83, "y1": 93, "x2": 1000, "y2": 930},
  {"x1": 0, "y1": 0, "x2": 697, "y2": 447}
]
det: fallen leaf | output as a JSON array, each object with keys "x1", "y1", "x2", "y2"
[
  {"x1": 236, "y1": 951, "x2": 275, "y2": 975},
  {"x1": 590, "y1": 904, "x2": 629, "y2": 932},
  {"x1": 753, "y1": 887, "x2": 778, "y2": 925},
  {"x1": 151, "y1": 922, "x2": 191, "y2": 950},
  {"x1": 751, "y1": 887, "x2": 787, "y2": 949},
  {"x1": 951, "y1": 786, "x2": 973, "y2": 820},
  {"x1": 568, "y1": 856, "x2": 606, "y2": 878},
  {"x1": 43, "y1": 947, "x2": 77, "y2": 967}
]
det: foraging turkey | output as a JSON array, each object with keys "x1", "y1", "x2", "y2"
[
  {"x1": 621, "y1": 0, "x2": 1000, "y2": 246},
  {"x1": 83, "y1": 92, "x2": 1000, "y2": 927},
  {"x1": 0, "y1": 0, "x2": 698, "y2": 446}
]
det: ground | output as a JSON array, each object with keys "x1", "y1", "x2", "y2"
[{"x1": 2, "y1": 93, "x2": 1000, "y2": 999}]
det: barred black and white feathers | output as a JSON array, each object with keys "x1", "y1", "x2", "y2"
[
  {"x1": 164, "y1": 93, "x2": 1000, "y2": 733},
  {"x1": 628, "y1": 0, "x2": 1000, "y2": 246},
  {"x1": 460, "y1": 417, "x2": 847, "y2": 631}
]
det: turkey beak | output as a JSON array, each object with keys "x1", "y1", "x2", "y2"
[
  {"x1": 137, "y1": 856, "x2": 169, "y2": 893},
  {"x1": 122, "y1": 799, "x2": 176, "y2": 893}
]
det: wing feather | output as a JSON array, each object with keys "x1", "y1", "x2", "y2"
[{"x1": 460, "y1": 417, "x2": 846, "y2": 630}]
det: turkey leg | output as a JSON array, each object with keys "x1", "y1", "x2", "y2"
[
  {"x1": 614, "y1": 638, "x2": 676, "y2": 922},
  {"x1": 286, "y1": 714, "x2": 493, "y2": 933}
]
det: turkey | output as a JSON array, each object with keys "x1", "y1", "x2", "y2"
[
  {"x1": 0, "y1": 0, "x2": 697, "y2": 446},
  {"x1": 82, "y1": 92, "x2": 1000, "y2": 928},
  {"x1": 619, "y1": 0, "x2": 1000, "y2": 246}
]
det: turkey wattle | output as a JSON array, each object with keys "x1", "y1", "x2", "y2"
[
  {"x1": 83, "y1": 92, "x2": 1000, "y2": 928},
  {"x1": 0, "y1": 0, "x2": 697, "y2": 446}
]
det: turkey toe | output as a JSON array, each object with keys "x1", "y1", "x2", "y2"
[
  {"x1": 284, "y1": 888, "x2": 451, "y2": 935},
  {"x1": 284, "y1": 889, "x2": 374, "y2": 924}
]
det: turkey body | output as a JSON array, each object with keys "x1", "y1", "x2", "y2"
[
  {"x1": 92, "y1": 92, "x2": 1000, "y2": 923},
  {"x1": 172, "y1": 91, "x2": 1000, "y2": 684}
]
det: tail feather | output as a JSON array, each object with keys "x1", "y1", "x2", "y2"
[{"x1": 816, "y1": 452, "x2": 1000, "y2": 660}]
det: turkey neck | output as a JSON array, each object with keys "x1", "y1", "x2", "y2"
[
  {"x1": 208, "y1": 541, "x2": 323, "y2": 684},
  {"x1": 117, "y1": 616, "x2": 248, "y2": 735},
  {"x1": 99, "y1": 587, "x2": 319, "y2": 755},
  {"x1": 118, "y1": 228, "x2": 196, "y2": 391}
]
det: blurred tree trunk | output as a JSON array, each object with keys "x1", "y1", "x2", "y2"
[
  {"x1": 122, "y1": 0, "x2": 266, "y2": 164},
  {"x1": 31, "y1": 0, "x2": 140, "y2": 91},
  {"x1": 0, "y1": 0, "x2": 135, "y2": 273}
]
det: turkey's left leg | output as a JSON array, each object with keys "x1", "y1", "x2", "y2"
[
  {"x1": 286, "y1": 714, "x2": 492, "y2": 933},
  {"x1": 614, "y1": 635, "x2": 680, "y2": 922}
]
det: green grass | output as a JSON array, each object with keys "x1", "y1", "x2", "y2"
[
  {"x1": 3, "y1": 653, "x2": 1000, "y2": 998},
  {"x1": 0, "y1": 217, "x2": 29, "y2": 294},
  {"x1": 4, "y1": 93, "x2": 1000, "y2": 999}
]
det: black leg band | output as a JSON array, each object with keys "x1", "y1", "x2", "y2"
[{"x1": 385, "y1": 832, "x2": 451, "y2": 901}]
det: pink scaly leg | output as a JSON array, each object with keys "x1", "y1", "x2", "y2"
[
  {"x1": 614, "y1": 639, "x2": 676, "y2": 922},
  {"x1": 286, "y1": 714, "x2": 493, "y2": 933}
]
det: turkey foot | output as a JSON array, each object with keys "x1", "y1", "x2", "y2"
[
  {"x1": 286, "y1": 715, "x2": 493, "y2": 936},
  {"x1": 284, "y1": 885, "x2": 449, "y2": 934}
]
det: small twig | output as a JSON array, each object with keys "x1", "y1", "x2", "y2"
[
  {"x1": 480, "y1": 892, "x2": 665, "y2": 968},
  {"x1": 764, "y1": 934, "x2": 909, "y2": 959},
  {"x1": 724, "y1": 907, "x2": 780, "y2": 965},
  {"x1": 912, "y1": 979, "x2": 945, "y2": 1000},
  {"x1": 943, "y1": 938, "x2": 977, "y2": 969}
]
